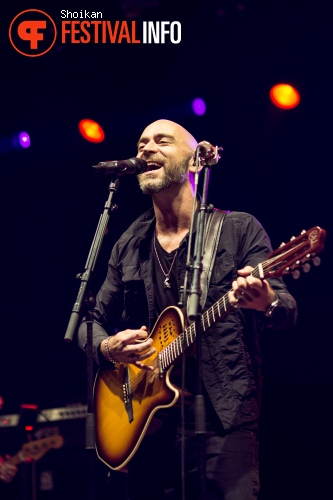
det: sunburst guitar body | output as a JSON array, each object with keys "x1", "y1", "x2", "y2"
[{"x1": 94, "y1": 306, "x2": 184, "y2": 470}]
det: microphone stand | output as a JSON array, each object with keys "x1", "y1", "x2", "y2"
[
  {"x1": 180, "y1": 144, "x2": 222, "y2": 500},
  {"x1": 64, "y1": 176, "x2": 120, "y2": 500}
]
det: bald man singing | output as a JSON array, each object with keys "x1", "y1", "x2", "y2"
[{"x1": 78, "y1": 119, "x2": 297, "y2": 499}]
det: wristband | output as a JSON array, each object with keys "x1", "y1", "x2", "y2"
[
  {"x1": 264, "y1": 298, "x2": 280, "y2": 317},
  {"x1": 104, "y1": 337, "x2": 120, "y2": 367}
]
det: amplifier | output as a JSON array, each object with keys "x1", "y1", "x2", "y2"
[
  {"x1": 0, "y1": 413, "x2": 19, "y2": 427},
  {"x1": 37, "y1": 404, "x2": 87, "y2": 423},
  {"x1": 0, "y1": 404, "x2": 87, "y2": 428}
]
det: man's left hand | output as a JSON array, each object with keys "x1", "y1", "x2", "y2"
[{"x1": 229, "y1": 266, "x2": 277, "y2": 311}]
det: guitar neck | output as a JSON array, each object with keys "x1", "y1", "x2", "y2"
[
  {"x1": 159, "y1": 225, "x2": 327, "y2": 372},
  {"x1": 201, "y1": 262, "x2": 266, "y2": 331},
  {"x1": 3, "y1": 435, "x2": 64, "y2": 467},
  {"x1": 5, "y1": 453, "x2": 25, "y2": 466},
  {"x1": 198, "y1": 254, "x2": 293, "y2": 334}
]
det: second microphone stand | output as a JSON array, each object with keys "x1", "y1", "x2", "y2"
[{"x1": 180, "y1": 143, "x2": 222, "y2": 500}]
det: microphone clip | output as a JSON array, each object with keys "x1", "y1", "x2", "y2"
[{"x1": 195, "y1": 141, "x2": 223, "y2": 166}]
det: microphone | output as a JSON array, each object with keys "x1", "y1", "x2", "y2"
[{"x1": 92, "y1": 157, "x2": 147, "y2": 176}]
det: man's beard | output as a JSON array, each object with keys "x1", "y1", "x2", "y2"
[{"x1": 138, "y1": 157, "x2": 190, "y2": 195}]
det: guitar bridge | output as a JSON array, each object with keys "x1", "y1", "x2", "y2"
[{"x1": 122, "y1": 366, "x2": 133, "y2": 423}]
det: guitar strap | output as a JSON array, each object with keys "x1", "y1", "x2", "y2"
[{"x1": 199, "y1": 208, "x2": 229, "y2": 310}]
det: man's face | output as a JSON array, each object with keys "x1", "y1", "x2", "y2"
[{"x1": 136, "y1": 120, "x2": 196, "y2": 195}]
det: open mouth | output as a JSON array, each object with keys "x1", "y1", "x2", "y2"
[{"x1": 145, "y1": 162, "x2": 163, "y2": 172}]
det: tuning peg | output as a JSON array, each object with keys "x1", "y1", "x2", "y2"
[
  {"x1": 301, "y1": 255, "x2": 311, "y2": 273},
  {"x1": 302, "y1": 262, "x2": 311, "y2": 273},
  {"x1": 279, "y1": 242, "x2": 286, "y2": 247},
  {"x1": 301, "y1": 230, "x2": 306, "y2": 234},
  {"x1": 292, "y1": 269, "x2": 301, "y2": 279},
  {"x1": 290, "y1": 236, "x2": 296, "y2": 240},
  {"x1": 312, "y1": 256, "x2": 321, "y2": 266}
]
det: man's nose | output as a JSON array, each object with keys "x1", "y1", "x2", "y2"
[{"x1": 142, "y1": 141, "x2": 158, "y2": 154}]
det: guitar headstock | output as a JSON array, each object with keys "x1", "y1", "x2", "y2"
[
  {"x1": 21, "y1": 435, "x2": 64, "y2": 462},
  {"x1": 263, "y1": 226, "x2": 326, "y2": 279}
]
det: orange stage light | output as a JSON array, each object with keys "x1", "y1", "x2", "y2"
[
  {"x1": 269, "y1": 83, "x2": 300, "y2": 109},
  {"x1": 79, "y1": 119, "x2": 105, "y2": 143}
]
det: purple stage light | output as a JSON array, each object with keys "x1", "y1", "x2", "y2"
[
  {"x1": 192, "y1": 98, "x2": 206, "y2": 116},
  {"x1": 18, "y1": 132, "x2": 31, "y2": 148}
]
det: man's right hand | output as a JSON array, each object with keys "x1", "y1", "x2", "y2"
[
  {"x1": 0, "y1": 457, "x2": 17, "y2": 483},
  {"x1": 100, "y1": 326, "x2": 156, "y2": 370}
]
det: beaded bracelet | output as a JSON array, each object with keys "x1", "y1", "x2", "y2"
[{"x1": 104, "y1": 337, "x2": 120, "y2": 367}]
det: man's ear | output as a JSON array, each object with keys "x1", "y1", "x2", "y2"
[{"x1": 188, "y1": 158, "x2": 204, "y2": 175}]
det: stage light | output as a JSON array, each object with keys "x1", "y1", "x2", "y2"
[
  {"x1": 192, "y1": 98, "x2": 206, "y2": 116},
  {"x1": 269, "y1": 83, "x2": 300, "y2": 109},
  {"x1": 18, "y1": 131, "x2": 31, "y2": 148},
  {"x1": 79, "y1": 119, "x2": 105, "y2": 143},
  {"x1": 0, "y1": 131, "x2": 31, "y2": 154}
]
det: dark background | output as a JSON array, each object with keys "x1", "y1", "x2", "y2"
[{"x1": 1, "y1": 1, "x2": 332, "y2": 499}]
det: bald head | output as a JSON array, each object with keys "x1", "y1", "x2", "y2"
[{"x1": 138, "y1": 119, "x2": 198, "y2": 155}]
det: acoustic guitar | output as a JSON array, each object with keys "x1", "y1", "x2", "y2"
[{"x1": 94, "y1": 226, "x2": 326, "y2": 470}]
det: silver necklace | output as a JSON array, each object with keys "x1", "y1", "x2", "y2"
[{"x1": 153, "y1": 231, "x2": 178, "y2": 289}]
